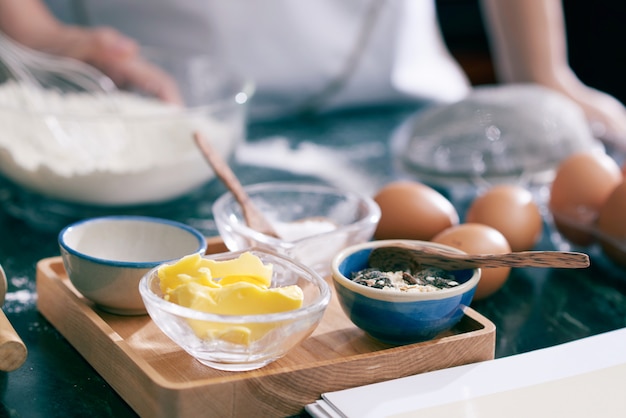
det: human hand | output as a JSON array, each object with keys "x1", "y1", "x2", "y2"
[
  {"x1": 549, "y1": 72, "x2": 626, "y2": 150},
  {"x1": 570, "y1": 88, "x2": 626, "y2": 150},
  {"x1": 45, "y1": 26, "x2": 183, "y2": 104},
  {"x1": 480, "y1": 0, "x2": 626, "y2": 149}
]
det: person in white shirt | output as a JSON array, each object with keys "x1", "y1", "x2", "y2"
[{"x1": 1, "y1": 0, "x2": 625, "y2": 145}]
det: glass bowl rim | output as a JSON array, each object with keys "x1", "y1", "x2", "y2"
[
  {"x1": 0, "y1": 78, "x2": 255, "y2": 120},
  {"x1": 139, "y1": 247, "x2": 332, "y2": 323},
  {"x1": 212, "y1": 181, "x2": 382, "y2": 246}
]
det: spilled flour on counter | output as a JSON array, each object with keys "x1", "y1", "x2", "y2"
[{"x1": 236, "y1": 136, "x2": 386, "y2": 195}]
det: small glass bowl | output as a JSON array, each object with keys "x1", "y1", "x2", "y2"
[
  {"x1": 212, "y1": 182, "x2": 381, "y2": 277},
  {"x1": 139, "y1": 248, "x2": 331, "y2": 371}
]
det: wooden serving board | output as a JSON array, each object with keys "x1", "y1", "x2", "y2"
[{"x1": 36, "y1": 238, "x2": 496, "y2": 418}]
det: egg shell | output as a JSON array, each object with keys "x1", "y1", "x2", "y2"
[
  {"x1": 373, "y1": 181, "x2": 459, "y2": 241},
  {"x1": 549, "y1": 151, "x2": 622, "y2": 245},
  {"x1": 465, "y1": 185, "x2": 543, "y2": 252},
  {"x1": 432, "y1": 223, "x2": 512, "y2": 300},
  {"x1": 596, "y1": 179, "x2": 626, "y2": 267}
]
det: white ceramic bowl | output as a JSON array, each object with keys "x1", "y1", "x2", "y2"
[
  {"x1": 0, "y1": 47, "x2": 252, "y2": 207},
  {"x1": 212, "y1": 182, "x2": 381, "y2": 276},
  {"x1": 58, "y1": 216, "x2": 207, "y2": 315},
  {"x1": 139, "y1": 248, "x2": 331, "y2": 371},
  {"x1": 332, "y1": 239, "x2": 481, "y2": 344}
]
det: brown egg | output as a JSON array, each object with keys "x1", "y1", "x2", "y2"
[
  {"x1": 465, "y1": 185, "x2": 543, "y2": 252},
  {"x1": 432, "y1": 223, "x2": 512, "y2": 300},
  {"x1": 373, "y1": 181, "x2": 459, "y2": 240},
  {"x1": 596, "y1": 179, "x2": 626, "y2": 267},
  {"x1": 549, "y1": 151, "x2": 622, "y2": 245}
]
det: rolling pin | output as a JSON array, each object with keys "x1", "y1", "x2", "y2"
[{"x1": 0, "y1": 264, "x2": 27, "y2": 372}]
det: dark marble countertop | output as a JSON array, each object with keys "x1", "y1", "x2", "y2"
[{"x1": 2, "y1": 106, "x2": 626, "y2": 417}]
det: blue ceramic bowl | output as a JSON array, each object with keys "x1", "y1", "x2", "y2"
[{"x1": 331, "y1": 239, "x2": 480, "y2": 345}]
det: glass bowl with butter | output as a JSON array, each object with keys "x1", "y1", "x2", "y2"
[
  {"x1": 212, "y1": 182, "x2": 381, "y2": 277},
  {"x1": 139, "y1": 248, "x2": 331, "y2": 371}
]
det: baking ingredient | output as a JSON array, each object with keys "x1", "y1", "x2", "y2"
[
  {"x1": 373, "y1": 181, "x2": 459, "y2": 240},
  {"x1": 0, "y1": 80, "x2": 235, "y2": 205},
  {"x1": 358, "y1": 245, "x2": 460, "y2": 292},
  {"x1": 271, "y1": 217, "x2": 344, "y2": 275},
  {"x1": 596, "y1": 179, "x2": 626, "y2": 267},
  {"x1": 465, "y1": 185, "x2": 543, "y2": 252},
  {"x1": 0, "y1": 81, "x2": 229, "y2": 175},
  {"x1": 158, "y1": 252, "x2": 303, "y2": 344},
  {"x1": 351, "y1": 266, "x2": 458, "y2": 293},
  {"x1": 401, "y1": 85, "x2": 598, "y2": 183},
  {"x1": 159, "y1": 252, "x2": 273, "y2": 293},
  {"x1": 272, "y1": 218, "x2": 338, "y2": 241},
  {"x1": 432, "y1": 223, "x2": 511, "y2": 300},
  {"x1": 549, "y1": 151, "x2": 622, "y2": 245}
]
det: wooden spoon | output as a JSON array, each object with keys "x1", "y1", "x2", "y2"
[
  {"x1": 368, "y1": 243, "x2": 590, "y2": 271},
  {"x1": 0, "y1": 264, "x2": 28, "y2": 372},
  {"x1": 194, "y1": 132, "x2": 279, "y2": 237}
]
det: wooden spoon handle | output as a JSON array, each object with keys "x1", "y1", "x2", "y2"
[
  {"x1": 194, "y1": 132, "x2": 278, "y2": 237},
  {"x1": 391, "y1": 243, "x2": 590, "y2": 270},
  {"x1": 416, "y1": 250, "x2": 590, "y2": 270}
]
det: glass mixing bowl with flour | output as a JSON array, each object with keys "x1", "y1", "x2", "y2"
[
  {"x1": 0, "y1": 47, "x2": 252, "y2": 209},
  {"x1": 393, "y1": 84, "x2": 600, "y2": 189}
]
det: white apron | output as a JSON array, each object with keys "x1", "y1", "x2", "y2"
[{"x1": 47, "y1": 0, "x2": 470, "y2": 119}]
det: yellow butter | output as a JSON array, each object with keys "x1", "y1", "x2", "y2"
[
  {"x1": 205, "y1": 326, "x2": 253, "y2": 345},
  {"x1": 156, "y1": 251, "x2": 304, "y2": 345},
  {"x1": 158, "y1": 253, "x2": 217, "y2": 296},
  {"x1": 169, "y1": 281, "x2": 304, "y2": 315},
  {"x1": 200, "y1": 251, "x2": 273, "y2": 288}
]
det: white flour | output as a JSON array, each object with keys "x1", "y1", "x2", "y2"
[
  {"x1": 0, "y1": 81, "x2": 239, "y2": 205},
  {"x1": 236, "y1": 136, "x2": 385, "y2": 196},
  {"x1": 272, "y1": 218, "x2": 338, "y2": 242}
]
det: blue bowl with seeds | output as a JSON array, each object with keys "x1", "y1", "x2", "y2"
[{"x1": 331, "y1": 239, "x2": 481, "y2": 345}]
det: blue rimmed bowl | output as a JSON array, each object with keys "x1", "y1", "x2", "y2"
[
  {"x1": 331, "y1": 239, "x2": 481, "y2": 345},
  {"x1": 58, "y1": 215, "x2": 207, "y2": 315}
]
